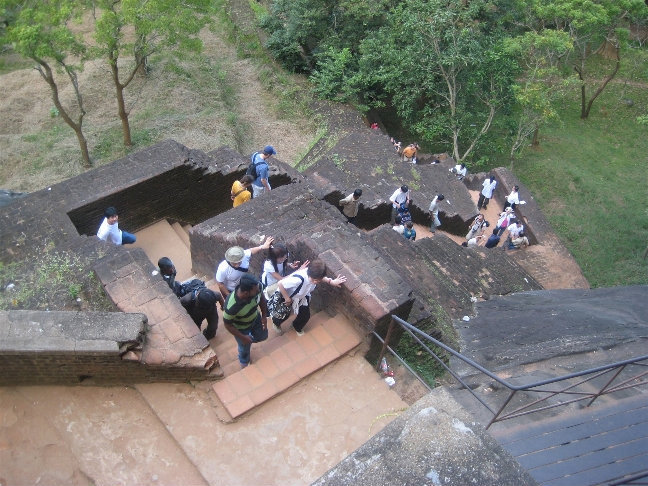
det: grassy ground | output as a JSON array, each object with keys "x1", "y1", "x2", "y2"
[{"x1": 512, "y1": 82, "x2": 648, "y2": 288}]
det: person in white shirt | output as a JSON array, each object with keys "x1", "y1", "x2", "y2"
[
  {"x1": 507, "y1": 220, "x2": 524, "y2": 240},
  {"x1": 392, "y1": 215, "x2": 405, "y2": 235},
  {"x1": 271, "y1": 259, "x2": 346, "y2": 336},
  {"x1": 504, "y1": 185, "x2": 520, "y2": 211},
  {"x1": 261, "y1": 243, "x2": 301, "y2": 296},
  {"x1": 450, "y1": 163, "x2": 467, "y2": 180},
  {"x1": 216, "y1": 236, "x2": 274, "y2": 298},
  {"x1": 428, "y1": 194, "x2": 445, "y2": 232},
  {"x1": 389, "y1": 185, "x2": 410, "y2": 225},
  {"x1": 96, "y1": 206, "x2": 136, "y2": 245},
  {"x1": 478, "y1": 175, "x2": 497, "y2": 210}
]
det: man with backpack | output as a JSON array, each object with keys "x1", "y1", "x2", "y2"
[
  {"x1": 180, "y1": 287, "x2": 225, "y2": 340},
  {"x1": 158, "y1": 257, "x2": 205, "y2": 298},
  {"x1": 247, "y1": 145, "x2": 276, "y2": 198}
]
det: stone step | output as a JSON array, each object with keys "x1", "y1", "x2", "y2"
[
  {"x1": 211, "y1": 311, "x2": 363, "y2": 419},
  {"x1": 131, "y1": 219, "x2": 193, "y2": 281},
  {"x1": 171, "y1": 221, "x2": 191, "y2": 249},
  {"x1": 4, "y1": 385, "x2": 208, "y2": 486}
]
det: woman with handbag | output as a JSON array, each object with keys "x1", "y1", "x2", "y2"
[{"x1": 270, "y1": 259, "x2": 346, "y2": 336}]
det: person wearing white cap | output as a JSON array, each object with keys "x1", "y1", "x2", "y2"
[
  {"x1": 251, "y1": 145, "x2": 276, "y2": 198},
  {"x1": 216, "y1": 236, "x2": 274, "y2": 298}
]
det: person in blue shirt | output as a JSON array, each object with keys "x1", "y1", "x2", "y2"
[
  {"x1": 484, "y1": 229, "x2": 501, "y2": 248},
  {"x1": 251, "y1": 145, "x2": 275, "y2": 198},
  {"x1": 403, "y1": 221, "x2": 416, "y2": 241}
]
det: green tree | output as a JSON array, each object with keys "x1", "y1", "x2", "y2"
[
  {"x1": 261, "y1": 0, "x2": 390, "y2": 73},
  {"x1": 358, "y1": 0, "x2": 516, "y2": 163},
  {"x1": 504, "y1": 30, "x2": 573, "y2": 161},
  {"x1": 92, "y1": 0, "x2": 209, "y2": 146},
  {"x1": 527, "y1": 0, "x2": 646, "y2": 119},
  {"x1": 1, "y1": 0, "x2": 92, "y2": 168}
]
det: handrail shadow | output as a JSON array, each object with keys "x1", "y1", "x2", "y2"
[{"x1": 375, "y1": 315, "x2": 648, "y2": 429}]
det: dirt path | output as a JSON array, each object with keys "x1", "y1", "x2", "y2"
[{"x1": 0, "y1": 20, "x2": 315, "y2": 192}]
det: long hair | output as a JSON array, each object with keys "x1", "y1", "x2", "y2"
[{"x1": 268, "y1": 244, "x2": 288, "y2": 274}]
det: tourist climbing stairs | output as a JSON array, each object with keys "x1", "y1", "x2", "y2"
[{"x1": 133, "y1": 219, "x2": 364, "y2": 419}]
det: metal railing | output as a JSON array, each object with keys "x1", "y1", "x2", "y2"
[{"x1": 375, "y1": 315, "x2": 648, "y2": 429}]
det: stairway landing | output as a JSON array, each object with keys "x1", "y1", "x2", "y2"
[{"x1": 211, "y1": 311, "x2": 363, "y2": 419}]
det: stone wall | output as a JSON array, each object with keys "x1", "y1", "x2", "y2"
[
  {"x1": 191, "y1": 182, "x2": 414, "y2": 333},
  {"x1": 298, "y1": 104, "x2": 477, "y2": 236},
  {"x1": 0, "y1": 310, "x2": 149, "y2": 386}
]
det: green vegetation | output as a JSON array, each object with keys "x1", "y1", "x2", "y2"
[
  {"x1": 0, "y1": 250, "x2": 114, "y2": 311},
  {"x1": 512, "y1": 82, "x2": 648, "y2": 288}
]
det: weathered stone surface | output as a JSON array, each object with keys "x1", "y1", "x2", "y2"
[
  {"x1": 452, "y1": 285, "x2": 648, "y2": 376},
  {"x1": 300, "y1": 122, "x2": 476, "y2": 235},
  {"x1": 313, "y1": 387, "x2": 538, "y2": 486},
  {"x1": 0, "y1": 310, "x2": 145, "y2": 344}
]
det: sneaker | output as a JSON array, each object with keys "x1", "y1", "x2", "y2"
[
  {"x1": 240, "y1": 362, "x2": 249, "y2": 369},
  {"x1": 295, "y1": 329, "x2": 305, "y2": 337},
  {"x1": 272, "y1": 323, "x2": 284, "y2": 335}
]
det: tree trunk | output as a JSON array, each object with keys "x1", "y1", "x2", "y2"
[
  {"x1": 134, "y1": 33, "x2": 149, "y2": 77},
  {"x1": 595, "y1": 39, "x2": 620, "y2": 60},
  {"x1": 582, "y1": 60, "x2": 620, "y2": 119},
  {"x1": 110, "y1": 57, "x2": 132, "y2": 146},
  {"x1": 73, "y1": 126, "x2": 92, "y2": 168},
  {"x1": 532, "y1": 127, "x2": 540, "y2": 146},
  {"x1": 36, "y1": 59, "x2": 92, "y2": 168}
]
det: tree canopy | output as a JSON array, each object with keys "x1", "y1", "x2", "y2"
[
  {"x1": 1, "y1": 0, "x2": 92, "y2": 167},
  {"x1": 262, "y1": 0, "x2": 648, "y2": 163}
]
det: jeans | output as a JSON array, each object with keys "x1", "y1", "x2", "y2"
[
  {"x1": 477, "y1": 193, "x2": 490, "y2": 209},
  {"x1": 430, "y1": 213, "x2": 441, "y2": 232},
  {"x1": 252, "y1": 182, "x2": 270, "y2": 199},
  {"x1": 390, "y1": 206, "x2": 399, "y2": 225},
  {"x1": 233, "y1": 316, "x2": 268, "y2": 366},
  {"x1": 121, "y1": 231, "x2": 136, "y2": 244}
]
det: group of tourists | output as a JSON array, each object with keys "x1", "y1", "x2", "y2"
[
  {"x1": 157, "y1": 237, "x2": 346, "y2": 369},
  {"x1": 382, "y1": 172, "x2": 529, "y2": 251},
  {"x1": 465, "y1": 177, "x2": 529, "y2": 250}
]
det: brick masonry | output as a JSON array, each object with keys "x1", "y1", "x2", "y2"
[{"x1": 0, "y1": 130, "x2": 586, "y2": 385}]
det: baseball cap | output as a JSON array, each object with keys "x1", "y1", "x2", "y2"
[{"x1": 263, "y1": 145, "x2": 276, "y2": 156}]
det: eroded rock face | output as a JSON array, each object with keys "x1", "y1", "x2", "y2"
[{"x1": 0, "y1": 189, "x2": 26, "y2": 208}]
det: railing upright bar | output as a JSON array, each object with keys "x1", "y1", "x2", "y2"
[
  {"x1": 376, "y1": 318, "x2": 396, "y2": 372},
  {"x1": 586, "y1": 365, "x2": 626, "y2": 407},
  {"x1": 486, "y1": 391, "x2": 517, "y2": 429},
  {"x1": 371, "y1": 331, "x2": 433, "y2": 392},
  {"x1": 588, "y1": 369, "x2": 648, "y2": 397}
]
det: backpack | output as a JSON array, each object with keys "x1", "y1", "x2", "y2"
[
  {"x1": 181, "y1": 279, "x2": 207, "y2": 297},
  {"x1": 246, "y1": 152, "x2": 267, "y2": 180},
  {"x1": 267, "y1": 275, "x2": 305, "y2": 320}
]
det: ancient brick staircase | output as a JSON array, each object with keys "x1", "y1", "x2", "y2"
[{"x1": 132, "y1": 219, "x2": 363, "y2": 419}]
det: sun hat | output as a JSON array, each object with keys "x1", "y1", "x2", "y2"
[
  {"x1": 263, "y1": 145, "x2": 276, "y2": 156},
  {"x1": 225, "y1": 246, "x2": 245, "y2": 263}
]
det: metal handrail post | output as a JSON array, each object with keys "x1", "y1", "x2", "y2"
[
  {"x1": 376, "y1": 317, "x2": 396, "y2": 371},
  {"x1": 586, "y1": 364, "x2": 626, "y2": 407}
]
